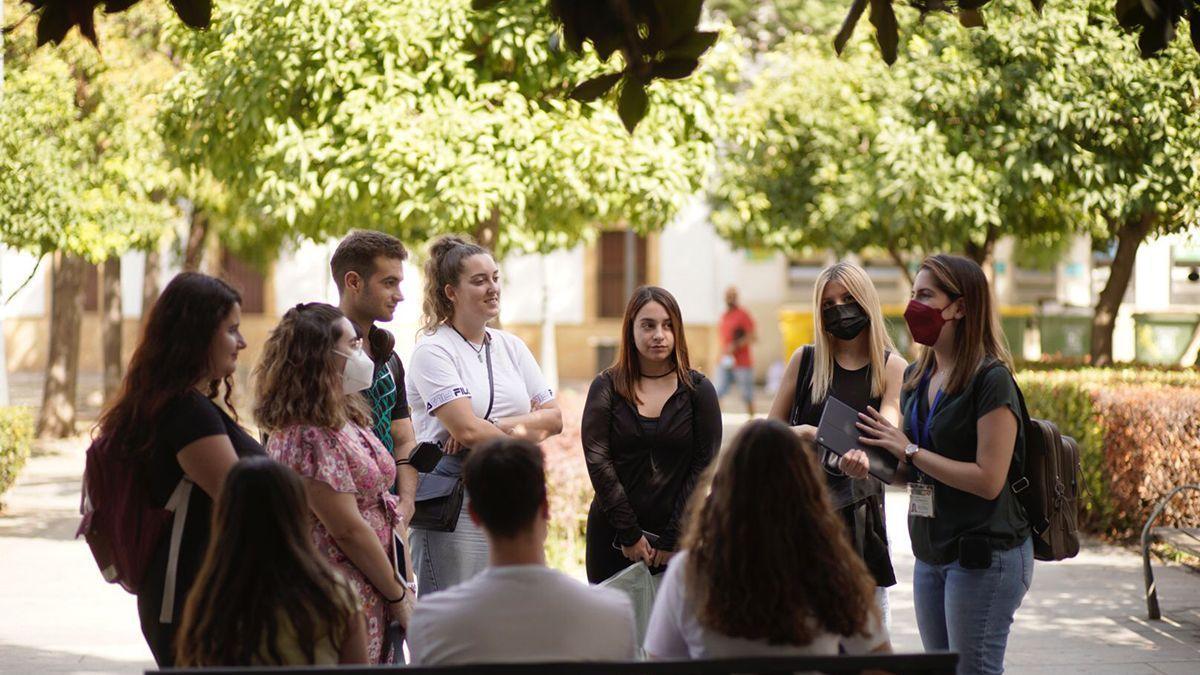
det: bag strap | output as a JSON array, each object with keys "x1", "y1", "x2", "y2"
[
  {"x1": 788, "y1": 345, "x2": 814, "y2": 427},
  {"x1": 483, "y1": 336, "x2": 495, "y2": 421},
  {"x1": 973, "y1": 360, "x2": 1048, "y2": 535},
  {"x1": 160, "y1": 478, "x2": 194, "y2": 623}
]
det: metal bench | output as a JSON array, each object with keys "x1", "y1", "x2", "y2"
[
  {"x1": 1141, "y1": 484, "x2": 1200, "y2": 620},
  {"x1": 154, "y1": 652, "x2": 958, "y2": 674}
]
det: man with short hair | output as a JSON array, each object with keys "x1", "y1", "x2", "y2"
[
  {"x1": 331, "y1": 230, "x2": 418, "y2": 522},
  {"x1": 716, "y1": 285, "x2": 757, "y2": 416},
  {"x1": 407, "y1": 438, "x2": 636, "y2": 666}
]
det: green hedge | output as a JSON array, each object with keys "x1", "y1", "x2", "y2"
[
  {"x1": 0, "y1": 407, "x2": 34, "y2": 511},
  {"x1": 1016, "y1": 368, "x2": 1200, "y2": 540}
]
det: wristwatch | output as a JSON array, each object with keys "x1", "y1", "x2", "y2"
[{"x1": 904, "y1": 443, "x2": 920, "y2": 464}]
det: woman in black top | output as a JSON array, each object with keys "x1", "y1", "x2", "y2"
[
  {"x1": 857, "y1": 255, "x2": 1031, "y2": 675},
  {"x1": 582, "y1": 286, "x2": 722, "y2": 583},
  {"x1": 768, "y1": 262, "x2": 906, "y2": 625},
  {"x1": 96, "y1": 273, "x2": 265, "y2": 666}
]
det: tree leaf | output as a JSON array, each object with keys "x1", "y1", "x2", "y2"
[
  {"x1": 618, "y1": 79, "x2": 649, "y2": 134},
  {"x1": 169, "y1": 0, "x2": 212, "y2": 29},
  {"x1": 834, "y1": 0, "x2": 869, "y2": 56},
  {"x1": 1189, "y1": 7, "x2": 1200, "y2": 54},
  {"x1": 667, "y1": 31, "x2": 719, "y2": 60},
  {"x1": 649, "y1": 0, "x2": 704, "y2": 51},
  {"x1": 1114, "y1": 0, "x2": 1151, "y2": 30},
  {"x1": 1030, "y1": 0, "x2": 1046, "y2": 14},
  {"x1": 569, "y1": 72, "x2": 623, "y2": 102},
  {"x1": 869, "y1": 0, "x2": 900, "y2": 65},
  {"x1": 959, "y1": 9, "x2": 987, "y2": 28},
  {"x1": 1137, "y1": 13, "x2": 1175, "y2": 57},
  {"x1": 35, "y1": 2, "x2": 73, "y2": 47},
  {"x1": 651, "y1": 58, "x2": 700, "y2": 80}
]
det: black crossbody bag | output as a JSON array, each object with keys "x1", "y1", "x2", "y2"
[{"x1": 410, "y1": 339, "x2": 495, "y2": 532}]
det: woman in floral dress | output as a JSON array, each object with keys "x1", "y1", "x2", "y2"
[{"x1": 255, "y1": 303, "x2": 416, "y2": 663}]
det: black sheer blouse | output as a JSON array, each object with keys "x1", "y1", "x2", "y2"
[{"x1": 581, "y1": 369, "x2": 722, "y2": 550}]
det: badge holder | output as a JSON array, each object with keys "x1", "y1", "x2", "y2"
[{"x1": 908, "y1": 481, "x2": 935, "y2": 518}]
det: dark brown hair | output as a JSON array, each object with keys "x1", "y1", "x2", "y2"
[
  {"x1": 608, "y1": 285, "x2": 694, "y2": 405},
  {"x1": 176, "y1": 457, "x2": 356, "y2": 666},
  {"x1": 420, "y1": 234, "x2": 489, "y2": 334},
  {"x1": 463, "y1": 437, "x2": 547, "y2": 538},
  {"x1": 330, "y1": 230, "x2": 408, "y2": 293},
  {"x1": 97, "y1": 272, "x2": 241, "y2": 459},
  {"x1": 254, "y1": 303, "x2": 371, "y2": 431},
  {"x1": 903, "y1": 254, "x2": 1014, "y2": 395},
  {"x1": 683, "y1": 419, "x2": 877, "y2": 645}
]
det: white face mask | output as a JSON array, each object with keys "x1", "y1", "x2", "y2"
[{"x1": 333, "y1": 347, "x2": 374, "y2": 394}]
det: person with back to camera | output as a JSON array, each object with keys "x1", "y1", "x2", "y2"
[
  {"x1": 644, "y1": 418, "x2": 892, "y2": 660},
  {"x1": 406, "y1": 235, "x2": 562, "y2": 593},
  {"x1": 407, "y1": 437, "x2": 636, "y2": 665},
  {"x1": 176, "y1": 457, "x2": 369, "y2": 666},
  {"x1": 768, "y1": 262, "x2": 906, "y2": 628},
  {"x1": 581, "y1": 285, "x2": 722, "y2": 583},
  {"x1": 95, "y1": 272, "x2": 266, "y2": 666},
  {"x1": 856, "y1": 254, "x2": 1032, "y2": 675},
  {"x1": 257, "y1": 303, "x2": 415, "y2": 664}
]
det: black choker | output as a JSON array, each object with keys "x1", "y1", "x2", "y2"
[{"x1": 641, "y1": 369, "x2": 675, "y2": 379}]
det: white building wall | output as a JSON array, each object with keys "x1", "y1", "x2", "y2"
[{"x1": 500, "y1": 246, "x2": 585, "y2": 325}]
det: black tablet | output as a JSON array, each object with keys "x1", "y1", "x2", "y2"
[{"x1": 816, "y1": 396, "x2": 899, "y2": 484}]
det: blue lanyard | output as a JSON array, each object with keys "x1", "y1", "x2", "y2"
[{"x1": 908, "y1": 371, "x2": 944, "y2": 450}]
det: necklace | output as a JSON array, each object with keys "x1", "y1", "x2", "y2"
[
  {"x1": 641, "y1": 368, "x2": 675, "y2": 379},
  {"x1": 450, "y1": 324, "x2": 487, "y2": 362}
]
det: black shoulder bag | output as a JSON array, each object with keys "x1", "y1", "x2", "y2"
[{"x1": 410, "y1": 339, "x2": 495, "y2": 532}]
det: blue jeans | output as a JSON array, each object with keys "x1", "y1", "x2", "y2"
[
  {"x1": 913, "y1": 537, "x2": 1033, "y2": 675},
  {"x1": 410, "y1": 498, "x2": 490, "y2": 595},
  {"x1": 714, "y1": 363, "x2": 754, "y2": 404}
]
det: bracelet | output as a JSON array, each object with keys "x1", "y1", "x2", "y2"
[
  {"x1": 382, "y1": 586, "x2": 405, "y2": 604},
  {"x1": 395, "y1": 457, "x2": 410, "y2": 466}
]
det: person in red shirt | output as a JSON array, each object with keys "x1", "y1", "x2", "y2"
[{"x1": 716, "y1": 286, "x2": 757, "y2": 415}]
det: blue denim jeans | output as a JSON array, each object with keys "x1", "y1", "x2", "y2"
[
  {"x1": 913, "y1": 537, "x2": 1033, "y2": 675},
  {"x1": 410, "y1": 498, "x2": 490, "y2": 595},
  {"x1": 714, "y1": 363, "x2": 754, "y2": 404}
]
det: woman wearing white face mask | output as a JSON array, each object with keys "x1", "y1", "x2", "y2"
[{"x1": 256, "y1": 303, "x2": 416, "y2": 664}]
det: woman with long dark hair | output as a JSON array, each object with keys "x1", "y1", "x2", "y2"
[
  {"x1": 406, "y1": 235, "x2": 562, "y2": 593},
  {"x1": 857, "y1": 255, "x2": 1031, "y2": 675},
  {"x1": 176, "y1": 457, "x2": 368, "y2": 666},
  {"x1": 768, "y1": 262, "x2": 905, "y2": 626},
  {"x1": 645, "y1": 418, "x2": 890, "y2": 658},
  {"x1": 96, "y1": 272, "x2": 265, "y2": 666},
  {"x1": 257, "y1": 303, "x2": 415, "y2": 664},
  {"x1": 581, "y1": 286, "x2": 721, "y2": 583}
]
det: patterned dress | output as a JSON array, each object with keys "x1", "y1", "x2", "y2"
[{"x1": 268, "y1": 423, "x2": 400, "y2": 664}]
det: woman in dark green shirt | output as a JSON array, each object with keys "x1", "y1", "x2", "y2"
[{"x1": 856, "y1": 254, "x2": 1032, "y2": 675}]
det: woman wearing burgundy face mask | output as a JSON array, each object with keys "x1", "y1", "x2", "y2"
[
  {"x1": 256, "y1": 303, "x2": 416, "y2": 664},
  {"x1": 768, "y1": 262, "x2": 907, "y2": 627},
  {"x1": 856, "y1": 255, "x2": 1031, "y2": 675}
]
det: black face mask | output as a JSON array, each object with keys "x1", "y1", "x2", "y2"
[{"x1": 822, "y1": 303, "x2": 870, "y2": 341}]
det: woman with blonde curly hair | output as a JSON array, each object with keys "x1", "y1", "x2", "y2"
[
  {"x1": 644, "y1": 418, "x2": 891, "y2": 659},
  {"x1": 256, "y1": 303, "x2": 415, "y2": 664}
]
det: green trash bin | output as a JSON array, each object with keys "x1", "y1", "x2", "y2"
[
  {"x1": 1039, "y1": 312, "x2": 1092, "y2": 358},
  {"x1": 1133, "y1": 313, "x2": 1200, "y2": 365}
]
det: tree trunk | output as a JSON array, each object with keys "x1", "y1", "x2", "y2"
[
  {"x1": 101, "y1": 256, "x2": 123, "y2": 403},
  {"x1": 142, "y1": 248, "x2": 161, "y2": 327},
  {"x1": 964, "y1": 225, "x2": 999, "y2": 268},
  {"x1": 37, "y1": 253, "x2": 86, "y2": 438},
  {"x1": 885, "y1": 243, "x2": 915, "y2": 286},
  {"x1": 1090, "y1": 213, "x2": 1155, "y2": 366},
  {"x1": 183, "y1": 207, "x2": 209, "y2": 273},
  {"x1": 473, "y1": 208, "x2": 500, "y2": 252}
]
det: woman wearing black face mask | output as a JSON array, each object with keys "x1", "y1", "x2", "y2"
[{"x1": 768, "y1": 262, "x2": 907, "y2": 626}]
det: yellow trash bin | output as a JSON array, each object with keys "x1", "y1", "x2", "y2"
[{"x1": 778, "y1": 309, "x2": 814, "y2": 361}]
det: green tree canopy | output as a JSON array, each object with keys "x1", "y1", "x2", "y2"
[{"x1": 158, "y1": 0, "x2": 739, "y2": 254}]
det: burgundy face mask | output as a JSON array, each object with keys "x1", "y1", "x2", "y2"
[{"x1": 904, "y1": 300, "x2": 952, "y2": 346}]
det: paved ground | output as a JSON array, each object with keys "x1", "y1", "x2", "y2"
[{"x1": 1, "y1": 406, "x2": 1198, "y2": 673}]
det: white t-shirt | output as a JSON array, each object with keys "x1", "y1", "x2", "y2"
[
  {"x1": 644, "y1": 551, "x2": 889, "y2": 660},
  {"x1": 406, "y1": 325, "x2": 554, "y2": 446},
  {"x1": 407, "y1": 565, "x2": 637, "y2": 665}
]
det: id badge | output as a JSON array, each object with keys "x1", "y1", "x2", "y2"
[{"x1": 908, "y1": 482, "x2": 935, "y2": 518}]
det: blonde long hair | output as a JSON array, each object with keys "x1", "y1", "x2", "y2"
[{"x1": 810, "y1": 262, "x2": 895, "y2": 403}]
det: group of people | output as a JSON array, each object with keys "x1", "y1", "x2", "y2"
[{"x1": 97, "y1": 226, "x2": 1033, "y2": 675}]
